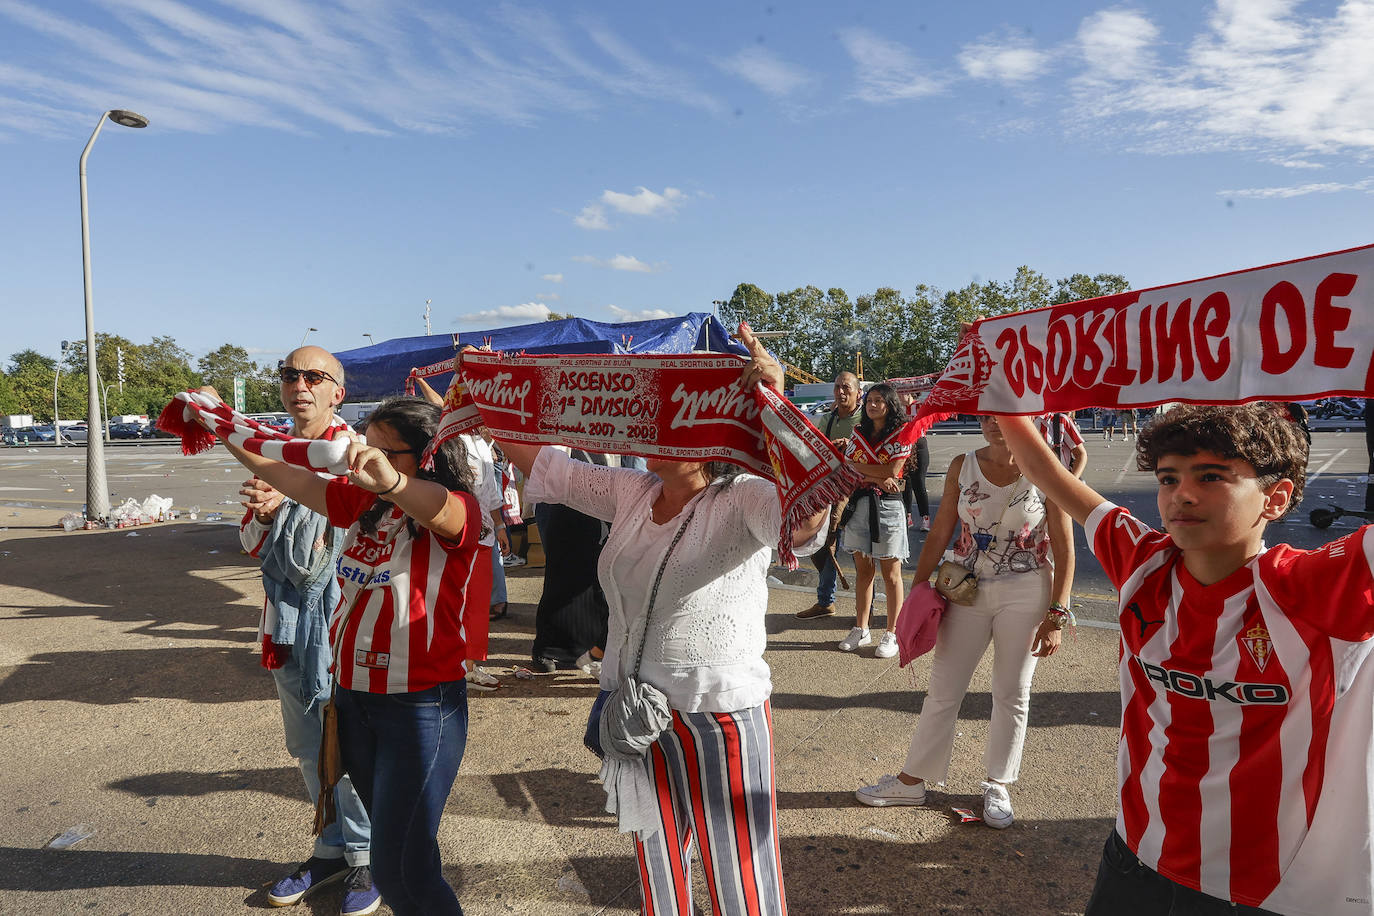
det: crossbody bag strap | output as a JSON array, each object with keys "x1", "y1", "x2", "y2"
[{"x1": 629, "y1": 502, "x2": 699, "y2": 680}]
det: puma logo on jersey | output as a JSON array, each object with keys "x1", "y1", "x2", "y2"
[
  {"x1": 1134, "y1": 658, "x2": 1289, "y2": 705},
  {"x1": 1125, "y1": 601, "x2": 1165, "y2": 639}
]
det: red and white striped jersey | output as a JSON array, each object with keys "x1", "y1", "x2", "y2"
[
  {"x1": 1034, "y1": 413, "x2": 1084, "y2": 469},
  {"x1": 1086, "y1": 502, "x2": 1374, "y2": 915},
  {"x1": 325, "y1": 480, "x2": 490, "y2": 694}
]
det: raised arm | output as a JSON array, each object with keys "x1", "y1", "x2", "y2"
[
  {"x1": 493, "y1": 440, "x2": 543, "y2": 479},
  {"x1": 221, "y1": 438, "x2": 331, "y2": 516},
  {"x1": 996, "y1": 415, "x2": 1104, "y2": 527},
  {"x1": 343, "y1": 438, "x2": 469, "y2": 541},
  {"x1": 411, "y1": 371, "x2": 444, "y2": 407}
]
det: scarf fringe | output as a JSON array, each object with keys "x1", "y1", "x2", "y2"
[
  {"x1": 777, "y1": 465, "x2": 863, "y2": 569},
  {"x1": 156, "y1": 393, "x2": 218, "y2": 456}
]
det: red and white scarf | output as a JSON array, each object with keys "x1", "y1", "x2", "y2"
[
  {"x1": 431, "y1": 351, "x2": 859, "y2": 567},
  {"x1": 157, "y1": 391, "x2": 352, "y2": 474},
  {"x1": 904, "y1": 243, "x2": 1374, "y2": 440}
]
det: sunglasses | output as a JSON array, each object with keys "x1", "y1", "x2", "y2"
[{"x1": 278, "y1": 366, "x2": 338, "y2": 387}]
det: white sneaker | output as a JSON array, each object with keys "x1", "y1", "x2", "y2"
[
  {"x1": 920, "y1": 516, "x2": 931, "y2": 532},
  {"x1": 981, "y1": 781, "x2": 1014, "y2": 829},
  {"x1": 575, "y1": 650, "x2": 602, "y2": 678},
  {"x1": 502, "y1": 554, "x2": 527, "y2": 568},
  {"x1": 856, "y1": 773, "x2": 926, "y2": 807},
  {"x1": 465, "y1": 666, "x2": 500, "y2": 691},
  {"x1": 838, "y1": 627, "x2": 871, "y2": 652},
  {"x1": 873, "y1": 630, "x2": 898, "y2": 659}
]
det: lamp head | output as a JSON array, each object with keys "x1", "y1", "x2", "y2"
[{"x1": 108, "y1": 110, "x2": 149, "y2": 129}]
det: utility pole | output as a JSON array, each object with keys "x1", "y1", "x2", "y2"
[{"x1": 424, "y1": 299, "x2": 432, "y2": 336}]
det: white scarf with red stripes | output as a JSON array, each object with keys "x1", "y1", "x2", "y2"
[{"x1": 157, "y1": 391, "x2": 352, "y2": 473}]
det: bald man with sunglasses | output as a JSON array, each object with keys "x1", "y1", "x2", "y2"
[{"x1": 236, "y1": 346, "x2": 379, "y2": 914}]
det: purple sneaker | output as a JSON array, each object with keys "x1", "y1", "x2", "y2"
[
  {"x1": 267, "y1": 856, "x2": 347, "y2": 907},
  {"x1": 341, "y1": 865, "x2": 381, "y2": 916}
]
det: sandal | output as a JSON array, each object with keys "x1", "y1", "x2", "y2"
[{"x1": 489, "y1": 602, "x2": 508, "y2": 620}]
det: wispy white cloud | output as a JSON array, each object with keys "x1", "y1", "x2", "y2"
[
  {"x1": 573, "y1": 186, "x2": 686, "y2": 229},
  {"x1": 1219, "y1": 177, "x2": 1374, "y2": 199},
  {"x1": 541, "y1": 273, "x2": 564, "y2": 283},
  {"x1": 0, "y1": 0, "x2": 724, "y2": 138},
  {"x1": 602, "y1": 186, "x2": 684, "y2": 217},
  {"x1": 839, "y1": 28, "x2": 944, "y2": 103},
  {"x1": 572, "y1": 253, "x2": 661, "y2": 273},
  {"x1": 717, "y1": 46, "x2": 812, "y2": 97},
  {"x1": 536, "y1": 292, "x2": 561, "y2": 301},
  {"x1": 574, "y1": 204, "x2": 610, "y2": 230},
  {"x1": 607, "y1": 304, "x2": 674, "y2": 322},
  {"x1": 1269, "y1": 157, "x2": 1323, "y2": 169},
  {"x1": 1077, "y1": 9, "x2": 1160, "y2": 82},
  {"x1": 1070, "y1": 2, "x2": 1374, "y2": 155},
  {"x1": 958, "y1": 34, "x2": 1051, "y2": 84},
  {"x1": 455, "y1": 302, "x2": 551, "y2": 323}
]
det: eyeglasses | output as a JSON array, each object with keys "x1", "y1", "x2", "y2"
[
  {"x1": 278, "y1": 366, "x2": 338, "y2": 387},
  {"x1": 377, "y1": 446, "x2": 418, "y2": 458}
]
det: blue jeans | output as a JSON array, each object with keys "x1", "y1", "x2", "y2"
[
  {"x1": 817, "y1": 553, "x2": 838, "y2": 606},
  {"x1": 271, "y1": 660, "x2": 370, "y2": 865},
  {"x1": 336, "y1": 681, "x2": 468, "y2": 916},
  {"x1": 1086, "y1": 830, "x2": 1280, "y2": 915},
  {"x1": 490, "y1": 541, "x2": 507, "y2": 605}
]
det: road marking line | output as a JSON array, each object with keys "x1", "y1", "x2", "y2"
[
  {"x1": 1307, "y1": 448, "x2": 1347, "y2": 482},
  {"x1": 1113, "y1": 450, "x2": 1137, "y2": 485}
]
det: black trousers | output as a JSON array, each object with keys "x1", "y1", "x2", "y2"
[{"x1": 1085, "y1": 831, "x2": 1281, "y2": 916}]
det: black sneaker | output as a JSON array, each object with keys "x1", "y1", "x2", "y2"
[
  {"x1": 341, "y1": 865, "x2": 381, "y2": 916},
  {"x1": 267, "y1": 856, "x2": 348, "y2": 907}
]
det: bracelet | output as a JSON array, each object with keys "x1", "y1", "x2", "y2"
[
  {"x1": 1045, "y1": 603, "x2": 1075, "y2": 630},
  {"x1": 378, "y1": 472, "x2": 403, "y2": 496}
]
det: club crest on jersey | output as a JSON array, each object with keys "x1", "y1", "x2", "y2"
[
  {"x1": 356, "y1": 650, "x2": 390, "y2": 669},
  {"x1": 1241, "y1": 624, "x2": 1273, "y2": 672}
]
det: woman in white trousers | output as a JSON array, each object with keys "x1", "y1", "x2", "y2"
[{"x1": 856, "y1": 415, "x2": 1074, "y2": 828}]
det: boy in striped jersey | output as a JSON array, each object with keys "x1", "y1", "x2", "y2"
[{"x1": 997, "y1": 404, "x2": 1374, "y2": 916}]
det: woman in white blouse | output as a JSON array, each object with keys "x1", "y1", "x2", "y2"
[{"x1": 497, "y1": 326, "x2": 828, "y2": 916}]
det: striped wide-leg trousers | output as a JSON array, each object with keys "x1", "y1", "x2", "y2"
[{"x1": 633, "y1": 702, "x2": 786, "y2": 916}]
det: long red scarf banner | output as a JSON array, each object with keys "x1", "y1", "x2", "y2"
[
  {"x1": 431, "y1": 351, "x2": 860, "y2": 567},
  {"x1": 904, "y1": 243, "x2": 1374, "y2": 440}
]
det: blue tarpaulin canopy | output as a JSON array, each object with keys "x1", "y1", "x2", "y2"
[{"x1": 335, "y1": 312, "x2": 743, "y2": 401}]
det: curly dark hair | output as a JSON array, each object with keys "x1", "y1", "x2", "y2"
[
  {"x1": 1136, "y1": 403, "x2": 1309, "y2": 515},
  {"x1": 857, "y1": 383, "x2": 905, "y2": 443},
  {"x1": 357, "y1": 397, "x2": 475, "y2": 536}
]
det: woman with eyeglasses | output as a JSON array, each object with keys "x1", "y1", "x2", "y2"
[{"x1": 214, "y1": 394, "x2": 486, "y2": 916}]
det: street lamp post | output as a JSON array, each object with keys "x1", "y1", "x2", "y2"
[
  {"x1": 300, "y1": 327, "x2": 318, "y2": 347},
  {"x1": 53, "y1": 340, "x2": 69, "y2": 446},
  {"x1": 80, "y1": 108, "x2": 148, "y2": 522},
  {"x1": 363, "y1": 333, "x2": 375, "y2": 346}
]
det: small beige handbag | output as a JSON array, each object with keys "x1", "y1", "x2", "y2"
[{"x1": 935, "y1": 560, "x2": 978, "y2": 605}]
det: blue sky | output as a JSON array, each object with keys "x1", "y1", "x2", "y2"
[{"x1": 3, "y1": 0, "x2": 1372, "y2": 369}]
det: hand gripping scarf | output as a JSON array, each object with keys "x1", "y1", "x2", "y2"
[
  {"x1": 156, "y1": 391, "x2": 352, "y2": 474},
  {"x1": 902, "y1": 242, "x2": 1374, "y2": 440},
  {"x1": 428, "y1": 350, "x2": 860, "y2": 567}
]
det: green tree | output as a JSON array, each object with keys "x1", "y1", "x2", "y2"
[
  {"x1": 719, "y1": 283, "x2": 775, "y2": 331},
  {"x1": 1052, "y1": 272, "x2": 1131, "y2": 305},
  {"x1": 198, "y1": 344, "x2": 281, "y2": 412}
]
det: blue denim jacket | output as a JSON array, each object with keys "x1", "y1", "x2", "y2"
[{"x1": 259, "y1": 499, "x2": 343, "y2": 712}]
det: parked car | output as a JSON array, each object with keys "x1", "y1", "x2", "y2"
[
  {"x1": 110, "y1": 422, "x2": 150, "y2": 440},
  {"x1": 29, "y1": 425, "x2": 57, "y2": 442},
  {"x1": 59, "y1": 424, "x2": 89, "y2": 442},
  {"x1": 249, "y1": 414, "x2": 292, "y2": 433}
]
